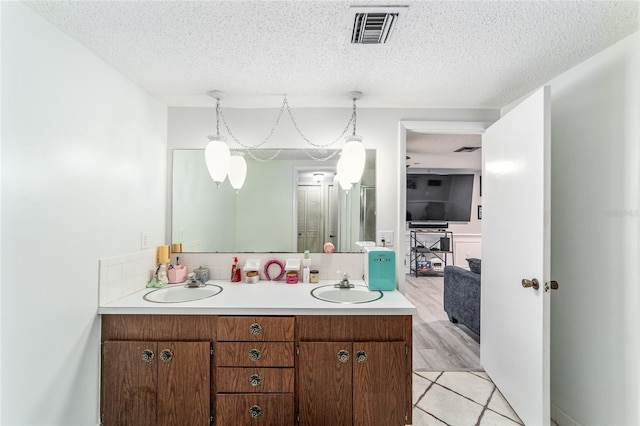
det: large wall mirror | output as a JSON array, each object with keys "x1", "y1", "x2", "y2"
[{"x1": 172, "y1": 149, "x2": 376, "y2": 253}]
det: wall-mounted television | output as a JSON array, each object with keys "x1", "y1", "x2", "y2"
[{"x1": 406, "y1": 173, "x2": 475, "y2": 223}]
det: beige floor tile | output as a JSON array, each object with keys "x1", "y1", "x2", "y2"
[
  {"x1": 436, "y1": 371, "x2": 495, "y2": 405},
  {"x1": 479, "y1": 409, "x2": 522, "y2": 425},
  {"x1": 487, "y1": 387, "x2": 522, "y2": 424},
  {"x1": 416, "y1": 382, "x2": 484, "y2": 425},
  {"x1": 469, "y1": 371, "x2": 491, "y2": 380},
  {"x1": 412, "y1": 407, "x2": 448, "y2": 426},
  {"x1": 414, "y1": 371, "x2": 442, "y2": 382},
  {"x1": 413, "y1": 373, "x2": 434, "y2": 404}
]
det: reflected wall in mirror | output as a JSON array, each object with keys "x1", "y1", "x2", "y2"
[{"x1": 172, "y1": 149, "x2": 376, "y2": 253}]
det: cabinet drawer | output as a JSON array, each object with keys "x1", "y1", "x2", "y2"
[
  {"x1": 218, "y1": 316, "x2": 294, "y2": 341},
  {"x1": 217, "y1": 367, "x2": 294, "y2": 393},
  {"x1": 216, "y1": 394, "x2": 294, "y2": 426},
  {"x1": 216, "y1": 342, "x2": 294, "y2": 367}
]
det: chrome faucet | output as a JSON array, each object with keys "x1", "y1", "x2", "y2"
[{"x1": 334, "y1": 273, "x2": 354, "y2": 289}]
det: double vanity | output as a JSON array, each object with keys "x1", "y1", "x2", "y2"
[{"x1": 99, "y1": 280, "x2": 416, "y2": 426}]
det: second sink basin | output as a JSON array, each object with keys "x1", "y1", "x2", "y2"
[
  {"x1": 311, "y1": 284, "x2": 383, "y2": 304},
  {"x1": 144, "y1": 284, "x2": 223, "y2": 303}
]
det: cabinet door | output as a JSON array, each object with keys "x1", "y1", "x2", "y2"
[
  {"x1": 298, "y1": 342, "x2": 352, "y2": 425},
  {"x1": 101, "y1": 341, "x2": 158, "y2": 426},
  {"x1": 353, "y1": 342, "x2": 407, "y2": 426},
  {"x1": 156, "y1": 341, "x2": 211, "y2": 426}
]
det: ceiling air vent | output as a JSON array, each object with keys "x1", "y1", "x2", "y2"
[
  {"x1": 348, "y1": 6, "x2": 407, "y2": 44},
  {"x1": 454, "y1": 146, "x2": 481, "y2": 153}
]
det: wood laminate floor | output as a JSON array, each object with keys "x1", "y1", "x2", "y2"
[{"x1": 405, "y1": 275, "x2": 481, "y2": 371}]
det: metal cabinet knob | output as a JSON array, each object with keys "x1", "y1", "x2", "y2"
[
  {"x1": 356, "y1": 350, "x2": 368, "y2": 363},
  {"x1": 522, "y1": 278, "x2": 540, "y2": 290},
  {"x1": 160, "y1": 349, "x2": 173, "y2": 363},
  {"x1": 248, "y1": 348, "x2": 262, "y2": 362},
  {"x1": 141, "y1": 349, "x2": 154, "y2": 363},
  {"x1": 249, "y1": 322, "x2": 263, "y2": 336},
  {"x1": 249, "y1": 374, "x2": 262, "y2": 387},
  {"x1": 249, "y1": 405, "x2": 262, "y2": 419},
  {"x1": 337, "y1": 350, "x2": 350, "y2": 363}
]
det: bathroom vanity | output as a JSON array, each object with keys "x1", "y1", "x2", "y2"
[{"x1": 99, "y1": 281, "x2": 415, "y2": 426}]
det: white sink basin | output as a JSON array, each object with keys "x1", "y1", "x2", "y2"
[
  {"x1": 311, "y1": 284, "x2": 383, "y2": 304},
  {"x1": 143, "y1": 284, "x2": 223, "y2": 303}
]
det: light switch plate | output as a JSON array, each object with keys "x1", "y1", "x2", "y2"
[{"x1": 140, "y1": 232, "x2": 150, "y2": 249}]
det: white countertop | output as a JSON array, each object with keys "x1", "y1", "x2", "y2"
[{"x1": 99, "y1": 280, "x2": 416, "y2": 316}]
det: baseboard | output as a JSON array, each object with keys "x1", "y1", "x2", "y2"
[{"x1": 551, "y1": 403, "x2": 582, "y2": 426}]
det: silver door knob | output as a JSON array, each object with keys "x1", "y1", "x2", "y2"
[{"x1": 522, "y1": 278, "x2": 540, "y2": 290}]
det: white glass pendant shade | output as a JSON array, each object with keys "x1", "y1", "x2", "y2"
[
  {"x1": 341, "y1": 135, "x2": 366, "y2": 184},
  {"x1": 336, "y1": 158, "x2": 351, "y2": 191},
  {"x1": 228, "y1": 154, "x2": 247, "y2": 191},
  {"x1": 205, "y1": 136, "x2": 231, "y2": 185}
]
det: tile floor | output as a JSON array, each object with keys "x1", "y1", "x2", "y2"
[{"x1": 412, "y1": 371, "x2": 523, "y2": 425}]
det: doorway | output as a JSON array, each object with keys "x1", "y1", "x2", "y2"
[{"x1": 399, "y1": 121, "x2": 489, "y2": 372}]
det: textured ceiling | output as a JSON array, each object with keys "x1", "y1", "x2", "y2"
[{"x1": 24, "y1": 0, "x2": 639, "y2": 108}]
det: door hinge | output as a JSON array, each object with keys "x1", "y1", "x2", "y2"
[
  {"x1": 296, "y1": 345, "x2": 300, "y2": 356},
  {"x1": 100, "y1": 413, "x2": 104, "y2": 425},
  {"x1": 210, "y1": 410, "x2": 215, "y2": 425},
  {"x1": 405, "y1": 409, "x2": 409, "y2": 421},
  {"x1": 296, "y1": 413, "x2": 300, "y2": 423},
  {"x1": 210, "y1": 343, "x2": 215, "y2": 357}
]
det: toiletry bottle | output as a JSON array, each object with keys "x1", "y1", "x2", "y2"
[
  {"x1": 302, "y1": 249, "x2": 311, "y2": 283},
  {"x1": 231, "y1": 256, "x2": 241, "y2": 282}
]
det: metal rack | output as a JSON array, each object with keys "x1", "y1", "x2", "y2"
[{"x1": 409, "y1": 229, "x2": 454, "y2": 277}]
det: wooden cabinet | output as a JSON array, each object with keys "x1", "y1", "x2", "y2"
[
  {"x1": 101, "y1": 315, "x2": 217, "y2": 426},
  {"x1": 101, "y1": 314, "x2": 411, "y2": 426},
  {"x1": 216, "y1": 316, "x2": 295, "y2": 426},
  {"x1": 101, "y1": 340, "x2": 210, "y2": 426},
  {"x1": 296, "y1": 316, "x2": 412, "y2": 426}
]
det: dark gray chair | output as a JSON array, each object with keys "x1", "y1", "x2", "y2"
[{"x1": 443, "y1": 265, "x2": 481, "y2": 336}]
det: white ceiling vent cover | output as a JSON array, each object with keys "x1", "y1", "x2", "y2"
[{"x1": 348, "y1": 6, "x2": 408, "y2": 44}]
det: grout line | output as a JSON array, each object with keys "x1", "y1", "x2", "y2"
[
  {"x1": 413, "y1": 371, "x2": 443, "y2": 407},
  {"x1": 413, "y1": 404, "x2": 452, "y2": 426},
  {"x1": 475, "y1": 385, "x2": 497, "y2": 426},
  {"x1": 431, "y1": 381, "x2": 486, "y2": 408}
]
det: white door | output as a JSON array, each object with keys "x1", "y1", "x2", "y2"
[{"x1": 481, "y1": 86, "x2": 551, "y2": 425}]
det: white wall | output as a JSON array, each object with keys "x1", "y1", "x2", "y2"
[
  {"x1": 167, "y1": 107, "x2": 498, "y2": 289},
  {"x1": 1, "y1": 3, "x2": 167, "y2": 425},
  {"x1": 548, "y1": 32, "x2": 639, "y2": 425}
]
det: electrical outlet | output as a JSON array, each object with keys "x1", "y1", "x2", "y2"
[
  {"x1": 140, "y1": 232, "x2": 150, "y2": 249},
  {"x1": 377, "y1": 231, "x2": 394, "y2": 247}
]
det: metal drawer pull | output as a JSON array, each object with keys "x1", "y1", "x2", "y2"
[
  {"x1": 249, "y1": 405, "x2": 262, "y2": 419},
  {"x1": 248, "y1": 348, "x2": 262, "y2": 362},
  {"x1": 337, "y1": 350, "x2": 350, "y2": 363},
  {"x1": 249, "y1": 322, "x2": 263, "y2": 336},
  {"x1": 249, "y1": 374, "x2": 262, "y2": 387},
  {"x1": 141, "y1": 349, "x2": 154, "y2": 363},
  {"x1": 356, "y1": 350, "x2": 368, "y2": 363},
  {"x1": 160, "y1": 349, "x2": 173, "y2": 363}
]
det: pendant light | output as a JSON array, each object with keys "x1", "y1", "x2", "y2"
[
  {"x1": 336, "y1": 157, "x2": 352, "y2": 192},
  {"x1": 205, "y1": 91, "x2": 231, "y2": 187},
  {"x1": 340, "y1": 91, "x2": 366, "y2": 185},
  {"x1": 228, "y1": 152, "x2": 247, "y2": 191}
]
